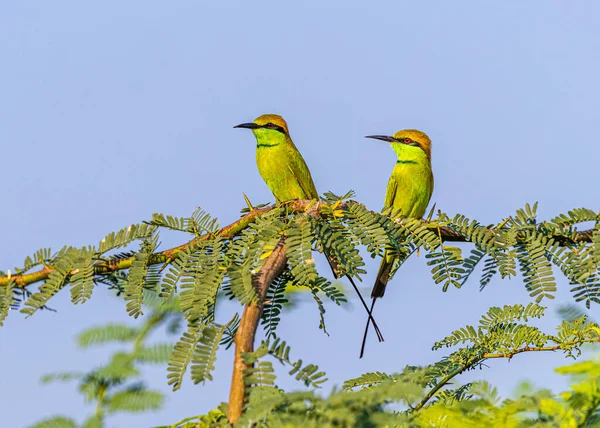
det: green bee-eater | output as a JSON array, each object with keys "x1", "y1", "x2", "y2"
[
  {"x1": 360, "y1": 129, "x2": 434, "y2": 358},
  {"x1": 234, "y1": 114, "x2": 383, "y2": 341},
  {"x1": 234, "y1": 114, "x2": 318, "y2": 202}
]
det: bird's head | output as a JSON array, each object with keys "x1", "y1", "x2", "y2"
[
  {"x1": 234, "y1": 114, "x2": 290, "y2": 143},
  {"x1": 365, "y1": 129, "x2": 431, "y2": 161}
]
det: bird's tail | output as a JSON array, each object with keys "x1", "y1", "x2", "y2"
[
  {"x1": 371, "y1": 255, "x2": 394, "y2": 299},
  {"x1": 326, "y1": 256, "x2": 384, "y2": 343},
  {"x1": 360, "y1": 252, "x2": 394, "y2": 358}
]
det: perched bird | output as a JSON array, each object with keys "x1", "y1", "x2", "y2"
[
  {"x1": 234, "y1": 114, "x2": 383, "y2": 341},
  {"x1": 360, "y1": 129, "x2": 434, "y2": 358},
  {"x1": 233, "y1": 114, "x2": 318, "y2": 202}
]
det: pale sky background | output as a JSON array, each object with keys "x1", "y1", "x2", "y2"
[{"x1": 1, "y1": 2, "x2": 600, "y2": 427}]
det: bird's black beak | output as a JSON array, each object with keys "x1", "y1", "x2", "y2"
[
  {"x1": 234, "y1": 123, "x2": 260, "y2": 129},
  {"x1": 364, "y1": 135, "x2": 397, "y2": 142}
]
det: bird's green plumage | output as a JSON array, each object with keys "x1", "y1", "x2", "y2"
[
  {"x1": 360, "y1": 129, "x2": 434, "y2": 358},
  {"x1": 238, "y1": 114, "x2": 318, "y2": 202},
  {"x1": 372, "y1": 135, "x2": 434, "y2": 298},
  {"x1": 254, "y1": 130, "x2": 318, "y2": 202}
]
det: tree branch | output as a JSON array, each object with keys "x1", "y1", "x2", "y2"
[
  {"x1": 413, "y1": 338, "x2": 600, "y2": 411},
  {"x1": 0, "y1": 200, "x2": 594, "y2": 289},
  {"x1": 227, "y1": 239, "x2": 288, "y2": 424}
]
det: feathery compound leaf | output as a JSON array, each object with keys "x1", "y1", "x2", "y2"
[
  {"x1": 312, "y1": 276, "x2": 347, "y2": 305},
  {"x1": 98, "y1": 223, "x2": 155, "y2": 255},
  {"x1": 570, "y1": 274, "x2": 600, "y2": 308},
  {"x1": 19, "y1": 247, "x2": 52, "y2": 275},
  {"x1": 191, "y1": 322, "x2": 228, "y2": 384},
  {"x1": 434, "y1": 304, "x2": 547, "y2": 350},
  {"x1": 134, "y1": 343, "x2": 175, "y2": 364},
  {"x1": 286, "y1": 220, "x2": 318, "y2": 286},
  {"x1": 242, "y1": 361, "x2": 278, "y2": 408},
  {"x1": 395, "y1": 217, "x2": 441, "y2": 251},
  {"x1": 125, "y1": 234, "x2": 158, "y2": 318},
  {"x1": 516, "y1": 232, "x2": 557, "y2": 302},
  {"x1": 167, "y1": 325, "x2": 204, "y2": 391},
  {"x1": 550, "y1": 208, "x2": 599, "y2": 228},
  {"x1": 220, "y1": 312, "x2": 240, "y2": 350},
  {"x1": 147, "y1": 207, "x2": 219, "y2": 236},
  {"x1": 479, "y1": 256, "x2": 499, "y2": 291},
  {"x1": 311, "y1": 289, "x2": 328, "y2": 334},
  {"x1": 320, "y1": 189, "x2": 356, "y2": 204},
  {"x1": 261, "y1": 272, "x2": 290, "y2": 339},
  {"x1": 342, "y1": 371, "x2": 396, "y2": 391},
  {"x1": 107, "y1": 388, "x2": 164, "y2": 413},
  {"x1": 447, "y1": 214, "x2": 498, "y2": 249},
  {"x1": 549, "y1": 242, "x2": 600, "y2": 308},
  {"x1": 69, "y1": 246, "x2": 97, "y2": 305},
  {"x1": 267, "y1": 338, "x2": 328, "y2": 388},
  {"x1": 147, "y1": 213, "x2": 192, "y2": 233},
  {"x1": 21, "y1": 249, "x2": 76, "y2": 317},
  {"x1": 311, "y1": 216, "x2": 366, "y2": 278},
  {"x1": 513, "y1": 202, "x2": 539, "y2": 226},
  {"x1": 29, "y1": 416, "x2": 78, "y2": 428},
  {"x1": 77, "y1": 324, "x2": 139, "y2": 348},
  {"x1": 159, "y1": 245, "x2": 193, "y2": 299},
  {"x1": 189, "y1": 205, "x2": 220, "y2": 236},
  {"x1": 479, "y1": 303, "x2": 546, "y2": 329},
  {"x1": 179, "y1": 238, "x2": 225, "y2": 325},
  {"x1": 344, "y1": 201, "x2": 389, "y2": 257},
  {"x1": 224, "y1": 211, "x2": 285, "y2": 305},
  {"x1": 496, "y1": 248, "x2": 518, "y2": 279},
  {"x1": 426, "y1": 246, "x2": 465, "y2": 291},
  {"x1": 557, "y1": 303, "x2": 591, "y2": 322},
  {"x1": 458, "y1": 248, "x2": 486, "y2": 288},
  {"x1": 0, "y1": 279, "x2": 15, "y2": 326}
]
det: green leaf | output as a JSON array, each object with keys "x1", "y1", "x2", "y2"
[
  {"x1": 77, "y1": 324, "x2": 139, "y2": 348},
  {"x1": 28, "y1": 416, "x2": 78, "y2": 428},
  {"x1": 107, "y1": 388, "x2": 164, "y2": 413}
]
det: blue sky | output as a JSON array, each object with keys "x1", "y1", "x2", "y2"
[{"x1": 1, "y1": 1, "x2": 599, "y2": 426}]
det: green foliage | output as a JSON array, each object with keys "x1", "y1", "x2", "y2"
[
  {"x1": 0, "y1": 278, "x2": 14, "y2": 326},
  {"x1": 179, "y1": 238, "x2": 225, "y2": 325},
  {"x1": 167, "y1": 325, "x2": 204, "y2": 391},
  {"x1": 69, "y1": 246, "x2": 96, "y2": 304},
  {"x1": 4, "y1": 194, "x2": 600, "y2": 426},
  {"x1": 29, "y1": 416, "x2": 78, "y2": 428},
  {"x1": 266, "y1": 337, "x2": 328, "y2": 388},
  {"x1": 32, "y1": 294, "x2": 181, "y2": 428},
  {"x1": 77, "y1": 324, "x2": 139, "y2": 348},
  {"x1": 107, "y1": 387, "x2": 163, "y2": 413},
  {"x1": 21, "y1": 248, "x2": 76, "y2": 316},
  {"x1": 190, "y1": 322, "x2": 228, "y2": 385},
  {"x1": 125, "y1": 233, "x2": 159, "y2": 318},
  {"x1": 261, "y1": 271, "x2": 290, "y2": 339},
  {"x1": 5, "y1": 197, "x2": 600, "y2": 330},
  {"x1": 426, "y1": 245, "x2": 465, "y2": 291}
]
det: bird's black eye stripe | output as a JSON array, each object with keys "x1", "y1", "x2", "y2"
[
  {"x1": 398, "y1": 137, "x2": 421, "y2": 148},
  {"x1": 262, "y1": 123, "x2": 286, "y2": 134}
]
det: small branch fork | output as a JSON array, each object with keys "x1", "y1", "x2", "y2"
[
  {"x1": 412, "y1": 338, "x2": 600, "y2": 412},
  {"x1": 1, "y1": 200, "x2": 594, "y2": 289}
]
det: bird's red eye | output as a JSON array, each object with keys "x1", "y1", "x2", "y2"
[
  {"x1": 404, "y1": 138, "x2": 411, "y2": 143},
  {"x1": 266, "y1": 123, "x2": 275, "y2": 129}
]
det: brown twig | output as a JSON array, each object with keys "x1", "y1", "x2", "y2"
[
  {"x1": 412, "y1": 338, "x2": 600, "y2": 411},
  {"x1": 227, "y1": 240, "x2": 288, "y2": 424}
]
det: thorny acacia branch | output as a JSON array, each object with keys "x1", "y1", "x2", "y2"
[{"x1": 0, "y1": 200, "x2": 594, "y2": 289}]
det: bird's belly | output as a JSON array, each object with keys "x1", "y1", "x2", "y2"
[
  {"x1": 392, "y1": 166, "x2": 432, "y2": 218},
  {"x1": 256, "y1": 148, "x2": 305, "y2": 201},
  {"x1": 394, "y1": 190, "x2": 429, "y2": 218}
]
